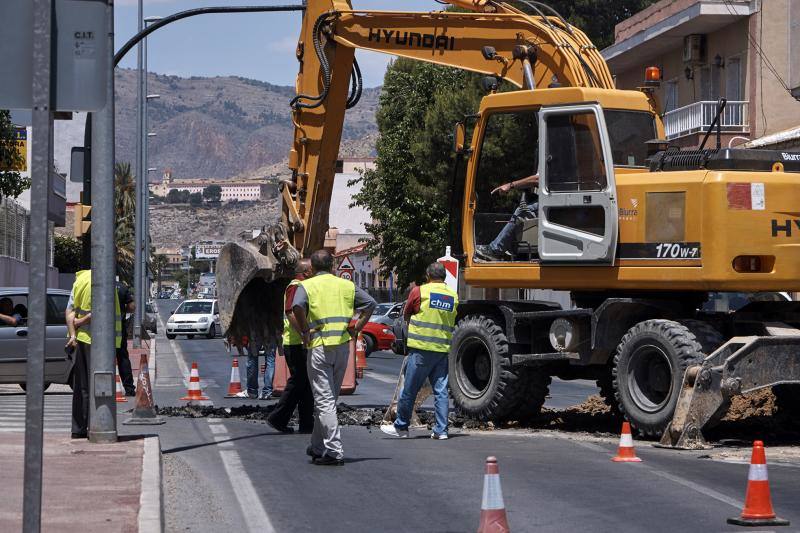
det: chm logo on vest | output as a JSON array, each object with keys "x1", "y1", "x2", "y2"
[{"x1": 429, "y1": 293, "x2": 454, "y2": 312}]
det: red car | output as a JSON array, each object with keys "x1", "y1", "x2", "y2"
[{"x1": 350, "y1": 302, "x2": 402, "y2": 355}]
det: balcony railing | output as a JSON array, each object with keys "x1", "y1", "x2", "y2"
[{"x1": 663, "y1": 100, "x2": 749, "y2": 140}]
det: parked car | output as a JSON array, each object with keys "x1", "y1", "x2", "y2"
[
  {"x1": 0, "y1": 288, "x2": 72, "y2": 390},
  {"x1": 166, "y1": 299, "x2": 220, "y2": 339},
  {"x1": 142, "y1": 300, "x2": 157, "y2": 333},
  {"x1": 349, "y1": 302, "x2": 402, "y2": 355}
]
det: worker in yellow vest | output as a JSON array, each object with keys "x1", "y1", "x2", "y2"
[
  {"x1": 268, "y1": 258, "x2": 314, "y2": 434},
  {"x1": 65, "y1": 269, "x2": 122, "y2": 439},
  {"x1": 382, "y1": 262, "x2": 458, "y2": 440},
  {"x1": 292, "y1": 250, "x2": 376, "y2": 466}
]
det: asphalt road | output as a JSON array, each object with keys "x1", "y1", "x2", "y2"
[{"x1": 118, "y1": 299, "x2": 800, "y2": 533}]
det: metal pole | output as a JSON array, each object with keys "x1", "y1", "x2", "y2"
[
  {"x1": 89, "y1": 0, "x2": 117, "y2": 444},
  {"x1": 23, "y1": 0, "x2": 53, "y2": 529},
  {"x1": 133, "y1": 0, "x2": 144, "y2": 348}
]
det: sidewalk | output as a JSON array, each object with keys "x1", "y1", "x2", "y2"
[{"x1": 0, "y1": 433, "x2": 162, "y2": 532}]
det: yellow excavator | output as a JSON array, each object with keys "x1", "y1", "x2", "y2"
[{"x1": 217, "y1": 0, "x2": 800, "y2": 449}]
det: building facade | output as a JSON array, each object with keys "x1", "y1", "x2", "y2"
[
  {"x1": 603, "y1": 0, "x2": 800, "y2": 148},
  {"x1": 149, "y1": 170, "x2": 278, "y2": 202}
]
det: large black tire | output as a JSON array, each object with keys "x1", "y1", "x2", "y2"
[
  {"x1": 774, "y1": 384, "x2": 800, "y2": 416},
  {"x1": 166, "y1": 333, "x2": 176, "y2": 340},
  {"x1": 362, "y1": 334, "x2": 376, "y2": 356},
  {"x1": 449, "y1": 315, "x2": 540, "y2": 421},
  {"x1": 596, "y1": 365, "x2": 619, "y2": 413},
  {"x1": 513, "y1": 368, "x2": 552, "y2": 421},
  {"x1": 613, "y1": 319, "x2": 718, "y2": 437}
]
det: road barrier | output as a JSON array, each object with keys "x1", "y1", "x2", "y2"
[
  {"x1": 611, "y1": 421, "x2": 642, "y2": 463},
  {"x1": 727, "y1": 440, "x2": 790, "y2": 527},
  {"x1": 478, "y1": 456, "x2": 510, "y2": 533},
  {"x1": 180, "y1": 362, "x2": 209, "y2": 402},
  {"x1": 225, "y1": 358, "x2": 243, "y2": 398}
]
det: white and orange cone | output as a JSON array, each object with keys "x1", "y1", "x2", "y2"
[
  {"x1": 477, "y1": 456, "x2": 510, "y2": 533},
  {"x1": 727, "y1": 440, "x2": 790, "y2": 527},
  {"x1": 611, "y1": 421, "x2": 642, "y2": 462},
  {"x1": 225, "y1": 358, "x2": 243, "y2": 398},
  {"x1": 355, "y1": 334, "x2": 367, "y2": 379},
  {"x1": 115, "y1": 368, "x2": 128, "y2": 403},
  {"x1": 180, "y1": 362, "x2": 209, "y2": 402}
]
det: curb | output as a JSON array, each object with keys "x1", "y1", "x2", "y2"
[
  {"x1": 150, "y1": 337, "x2": 158, "y2": 381},
  {"x1": 139, "y1": 436, "x2": 164, "y2": 533}
]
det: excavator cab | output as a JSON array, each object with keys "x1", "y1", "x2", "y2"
[{"x1": 466, "y1": 91, "x2": 625, "y2": 265}]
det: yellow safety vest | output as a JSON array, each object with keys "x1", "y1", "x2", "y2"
[
  {"x1": 300, "y1": 273, "x2": 355, "y2": 348},
  {"x1": 407, "y1": 282, "x2": 459, "y2": 353},
  {"x1": 72, "y1": 270, "x2": 122, "y2": 348},
  {"x1": 282, "y1": 278, "x2": 303, "y2": 346}
]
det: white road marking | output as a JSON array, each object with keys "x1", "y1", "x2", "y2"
[
  {"x1": 208, "y1": 423, "x2": 227, "y2": 435},
  {"x1": 165, "y1": 323, "x2": 213, "y2": 405},
  {"x1": 366, "y1": 371, "x2": 397, "y2": 385},
  {"x1": 214, "y1": 436, "x2": 234, "y2": 448},
  {"x1": 218, "y1": 449, "x2": 276, "y2": 533}
]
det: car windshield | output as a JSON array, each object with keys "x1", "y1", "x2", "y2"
[
  {"x1": 373, "y1": 303, "x2": 394, "y2": 316},
  {"x1": 176, "y1": 301, "x2": 212, "y2": 314}
]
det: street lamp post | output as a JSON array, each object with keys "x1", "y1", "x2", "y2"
[
  {"x1": 133, "y1": 0, "x2": 144, "y2": 348},
  {"x1": 143, "y1": 16, "x2": 161, "y2": 319}
]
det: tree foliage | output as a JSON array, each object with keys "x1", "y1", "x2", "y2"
[
  {"x1": 54, "y1": 235, "x2": 83, "y2": 273},
  {"x1": 166, "y1": 188, "x2": 190, "y2": 204},
  {"x1": 114, "y1": 162, "x2": 135, "y2": 285},
  {"x1": 189, "y1": 191, "x2": 202, "y2": 206},
  {"x1": 540, "y1": 0, "x2": 660, "y2": 49},
  {"x1": 203, "y1": 184, "x2": 222, "y2": 203},
  {"x1": 0, "y1": 110, "x2": 29, "y2": 200}
]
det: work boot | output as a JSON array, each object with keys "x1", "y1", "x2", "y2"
[
  {"x1": 475, "y1": 245, "x2": 507, "y2": 262},
  {"x1": 313, "y1": 454, "x2": 344, "y2": 466},
  {"x1": 306, "y1": 445, "x2": 322, "y2": 459}
]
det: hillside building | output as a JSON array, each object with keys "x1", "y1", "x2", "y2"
[
  {"x1": 149, "y1": 170, "x2": 278, "y2": 202},
  {"x1": 603, "y1": 0, "x2": 800, "y2": 149}
]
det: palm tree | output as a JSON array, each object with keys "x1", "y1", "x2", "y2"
[
  {"x1": 152, "y1": 254, "x2": 168, "y2": 295},
  {"x1": 114, "y1": 162, "x2": 136, "y2": 285}
]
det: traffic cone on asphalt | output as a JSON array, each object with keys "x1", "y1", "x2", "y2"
[
  {"x1": 123, "y1": 353, "x2": 165, "y2": 425},
  {"x1": 727, "y1": 440, "x2": 790, "y2": 527},
  {"x1": 611, "y1": 421, "x2": 642, "y2": 462},
  {"x1": 355, "y1": 334, "x2": 367, "y2": 379},
  {"x1": 477, "y1": 456, "x2": 510, "y2": 533},
  {"x1": 115, "y1": 369, "x2": 127, "y2": 403},
  {"x1": 180, "y1": 362, "x2": 209, "y2": 402},
  {"x1": 225, "y1": 358, "x2": 243, "y2": 398}
]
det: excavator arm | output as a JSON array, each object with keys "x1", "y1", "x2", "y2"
[{"x1": 283, "y1": 0, "x2": 614, "y2": 255}]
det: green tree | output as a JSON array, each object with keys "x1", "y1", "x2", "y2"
[
  {"x1": 350, "y1": 59, "x2": 481, "y2": 287},
  {"x1": 152, "y1": 253, "x2": 168, "y2": 294},
  {"x1": 542, "y1": 0, "x2": 660, "y2": 49},
  {"x1": 0, "y1": 110, "x2": 29, "y2": 200},
  {"x1": 54, "y1": 235, "x2": 83, "y2": 273},
  {"x1": 189, "y1": 191, "x2": 202, "y2": 206},
  {"x1": 202, "y1": 184, "x2": 222, "y2": 203},
  {"x1": 114, "y1": 162, "x2": 136, "y2": 285}
]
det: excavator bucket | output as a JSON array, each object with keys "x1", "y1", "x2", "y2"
[{"x1": 216, "y1": 223, "x2": 300, "y2": 350}]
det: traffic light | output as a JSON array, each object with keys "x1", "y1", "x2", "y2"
[{"x1": 73, "y1": 201, "x2": 91, "y2": 237}]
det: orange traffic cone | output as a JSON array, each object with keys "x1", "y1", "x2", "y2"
[
  {"x1": 123, "y1": 353, "x2": 165, "y2": 425},
  {"x1": 477, "y1": 456, "x2": 510, "y2": 533},
  {"x1": 355, "y1": 334, "x2": 367, "y2": 379},
  {"x1": 180, "y1": 362, "x2": 209, "y2": 402},
  {"x1": 225, "y1": 358, "x2": 243, "y2": 398},
  {"x1": 611, "y1": 421, "x2": 642, "y2": 462},
  {"x1": 727, "y1": 440, "x2": 790, "y2": 527},
  {"x1": 115, "y1": 368, "x2": 127, "y2": 403}
]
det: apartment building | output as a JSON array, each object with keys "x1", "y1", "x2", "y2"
[{"x1": 603, "y1": 0, "x2": 800, "y2": 149}]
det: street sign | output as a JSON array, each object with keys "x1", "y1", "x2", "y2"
[
  {"x1": 338, "y1": 255, "x2": 355, "y2": 270},
  {"x1": 0, "y1": 127, "x2": 27, "y2": 171},
  {"x1": 340, "y1": 271, "x2": 353, "y2": 281},
  {"x1": 0, "y1": 0, "x2": 109, "y2": 111},
  {"x1": 438, "y1": 246, "x2": 459, "y2": 293}
]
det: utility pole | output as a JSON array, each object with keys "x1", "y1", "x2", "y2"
[
  {"x1": 143, "y1": 16, "x2": 161, "y2": 319},
  {"x1": 23, "y1": 0, "x2": 53, "y2": 529},
  {"x1": 133, "y1": 0, "x2": 144, "y2": 348},
  {"x1": 89, "y1": 0, "x2": 117, "y2": 444}
]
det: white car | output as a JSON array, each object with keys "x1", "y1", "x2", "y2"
[{"x1": 166, "y1": 299, "x2": 220, "y2": 339}]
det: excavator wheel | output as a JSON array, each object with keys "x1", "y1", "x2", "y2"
[
  {"x1": 612, "y1": 319, "x2": 720, "y2": 438},
  {"x1": 595, "y1": 364, "x2": 619, "y2": 413},
  {"x1": 449, "y1": 315, "x2": 537, "y2": 421},
  {"x1": 511, "y1": 368, "x2": 551, "y2": 422}
]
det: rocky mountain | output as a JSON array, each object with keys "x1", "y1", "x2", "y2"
[{"x1": 114, "y1": 69, "x2": 379, "y2": 180}]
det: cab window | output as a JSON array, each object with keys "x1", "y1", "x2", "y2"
[
  {"x1": 473, "y1": 110, "x2": 539, "y2": 259},
  {"x1": 544, "y1": 112, "x2": 607, "y2": 193}
]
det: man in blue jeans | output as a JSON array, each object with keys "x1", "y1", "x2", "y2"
[
  {"x1": 475, "y1": 173, "x2": 539, "y2": 262},
  {"x1": 381, "y1": 262, "x2": 459, "y2": 440},
  {"x1": 236, "y1": 340, "x2": 276, "y2": 399}
]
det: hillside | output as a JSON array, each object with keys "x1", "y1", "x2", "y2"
[{"x1": 114, "y1": 69, "x2": 379, "y2": 180}]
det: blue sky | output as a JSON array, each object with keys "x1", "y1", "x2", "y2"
[{"x1": 115, "y1": 0, "x2": 442, "y2": 87}]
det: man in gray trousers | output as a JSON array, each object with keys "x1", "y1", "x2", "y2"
[{"x1": 292, "y1": 249, "x2": 375, "y2": 465}]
